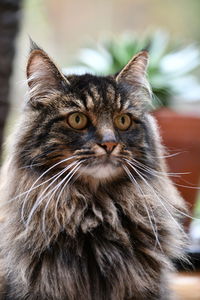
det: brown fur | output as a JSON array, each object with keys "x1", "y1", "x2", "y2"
[{"x1": 0, "y1": 45, "x2": 187, "y2": 300}]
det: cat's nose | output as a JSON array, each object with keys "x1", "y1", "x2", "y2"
[{"x1": 99, "y1": 141, "x2": 118, "y2": 153}]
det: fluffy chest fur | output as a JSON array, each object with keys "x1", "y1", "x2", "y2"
[{"x1": 1, "y1": 174, "x2": 183, "y2": 300}]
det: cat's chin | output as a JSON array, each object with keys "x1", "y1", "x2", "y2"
[{"x1": 79, "y1": 163, "x2": 122, "y2": 180}]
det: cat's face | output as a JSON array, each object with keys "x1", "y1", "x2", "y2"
[
  {"x1": 17, "y1": 43, "x2": 156, "y2": 183},
  {"x1": 59, "y1": 75, "x2": 143, "y2": 179}
]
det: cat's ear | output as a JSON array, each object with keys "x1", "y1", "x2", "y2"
[
  {"x1": 116, "y1": 51, "x2": 151, "y2": 97},
  {"x1": 26, "y1": 40, "x2": 70, "y2": 101}
]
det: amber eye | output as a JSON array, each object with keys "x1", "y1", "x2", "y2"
[
  {"x1": 68, "y1": 112, "x2": 88, "y2": 129},
  {"x1": 114, "y1": 114, "x2": 132, "y2": 130}
]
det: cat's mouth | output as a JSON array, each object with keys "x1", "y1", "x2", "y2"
[{"x1": 79, "y1": 155, "x2": 122, "y2": 179}]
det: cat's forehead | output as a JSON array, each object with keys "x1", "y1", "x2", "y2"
[{"x1": 68, "y1": 74, "x2": 122, "y2": 112}]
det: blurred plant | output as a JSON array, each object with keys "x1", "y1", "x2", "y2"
[
  {"x1": 189, "y1": 193, "x2": 200, "y2": 252},
  {"x1": 63, "y1": 31, "x2": 200, "y2": 108}
]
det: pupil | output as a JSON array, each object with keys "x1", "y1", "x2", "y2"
[
  {"x1": 75, "y1": 115, "x2": 80, "y2": 123},
  {"x1": 121, "y1": 116, "x2": 125, "y2": 124}
]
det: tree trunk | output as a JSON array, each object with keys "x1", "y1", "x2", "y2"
[{"x1": 0, "y1": 0, "x2": 22, "y2": 159}]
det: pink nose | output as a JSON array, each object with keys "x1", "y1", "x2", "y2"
[{"x1": 100, "y1": 141, "x2": 118, "y2": 153}]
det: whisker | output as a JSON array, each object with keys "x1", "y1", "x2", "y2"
[
  {"x1": 20, "y1": 162, "x2": 43, "y2": 169},
  {"x1": 123, "y1": 165, "x2": 162, "y2": 251},
  {"x1": 54, "y1": 166, "x2": 83, "y2": 227},
  {"x1": 124, "y1": 159, "x2": 186, "y2": 234},
  {"x1": 130, "y1": 157, "x2": 190, "y2": 177},
  {"x1": 127, "y1": 159, "x2": 168, "y2": 181},
  {"x1": 21, "y1": 167, "x2": 67, "y2": 224},
  {"x1": 126, "y1": 158, "x2": 200, "y2": 220},
  {"x1": 151, "y1": 151, "x2": 185, "y2": 159},
  {"x1": 172, "y1": 182, "x2": 200, "y2": 190},
  {"x1": 1, "y1": 156, "x2": 77, "y2": 210},
  {"x1": 24, "y1": 160, "x2": 78, "y2": 226},
  {"x1": 42, "y1": 162, "x2": 83, "y2": 234},
  {"x1": 147, "y1": 204, "x2": 163, "y2": 252},
  {"x1": 130, "y1": 158, "x2": 199, "y2": 192},
  {"x1": 23, "y1": 155, "x2": 77, "y2": 199},
  {"x1": 19, "y1": 148, "x2": 62, "y2": 170}
]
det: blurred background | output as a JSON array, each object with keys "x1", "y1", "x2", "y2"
[
  {"x1": 7, "y1": 0, "x2": 200, "y2": 117},
  {"x1": 1, "y1": 0, "x2": 200, "y2": 298}
]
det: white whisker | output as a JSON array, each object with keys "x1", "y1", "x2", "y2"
[
  {"x1": 151, "y1": 151, "x2": 185, "y2": 159},
  {"x1": 25, "y1": 161, "x2": 78, "y2": 227},
  {"x1": 123, "y1": 165, "x2": 162, "y2": 251},
  {"x1": 130, "y1": 157, "x2": 190, "y2": 177},
  {"x1": 2, "y1": 156, "x2": 77, "y2": 211},
  {"x1": 126, "y1": 158, "x2": 200, "y2": 221},
  {"x1": 21, "y1": 167, "x2": 68, "y2": 223},
  {"x1": 124, "y1": 159, "x2": 186, "y2": 234},
  {"x1": 172, "y1": 182, "x2": 200, "y2": 190},
  {"x1": 54, "y1": 166, "x2": 83, "y2": 227},
  {"x1": 42, "y1": 161, "x2": 84, "y2": 234}
]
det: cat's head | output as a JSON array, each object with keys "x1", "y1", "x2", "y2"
[{"x1": 16, "y1": 42, "x2": 159, "y2": 183}]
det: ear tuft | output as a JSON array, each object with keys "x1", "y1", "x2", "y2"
[
  {"x1": 116, "y1": 51, "x2": 151, "y2": 96},
  {"x1": 29, "y1": 38, "x2": 42, "y2": 53}
]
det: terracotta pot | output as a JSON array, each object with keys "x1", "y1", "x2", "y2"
[{"x1": 153, "y1": 108, "x2": 200, "y2": 219}]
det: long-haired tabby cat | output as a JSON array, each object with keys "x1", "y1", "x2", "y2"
[{"x1": 0, "y1": 42, "x2": 186, "y2": 300}]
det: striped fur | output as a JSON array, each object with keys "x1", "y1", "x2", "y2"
[{"x1": 0, "y1": 45, "x2": 187, "y2": 299}]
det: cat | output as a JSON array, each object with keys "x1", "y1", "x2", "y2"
[{"x1": 0, "y1": 41, "x2": 187, "y2": 300}]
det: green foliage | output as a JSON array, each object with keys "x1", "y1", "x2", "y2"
[
  {"x1": 194, "y1": 194, "x2": 200, "y2": 218},
  {"x1": 64, "y1": 31, "x2": 200, "y2": 108}
]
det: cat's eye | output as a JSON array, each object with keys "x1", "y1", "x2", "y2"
[
  {"x1": 68, "y1": 112, "x2": 88, "y2": 130},
  {"x1": 114, "y1": 114, "x2": 132, "y2": 130}
]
